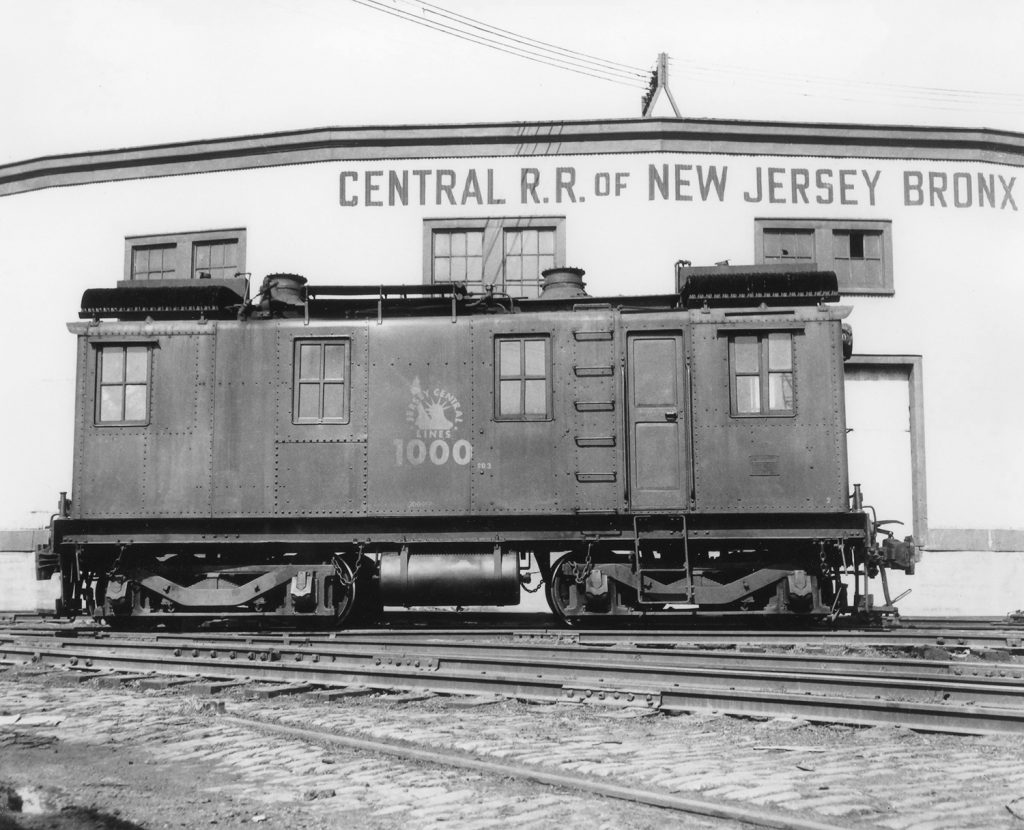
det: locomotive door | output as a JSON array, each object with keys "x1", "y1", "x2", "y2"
[{"x1": 626, "y1": 333, "x2": 689, "y2": 510}]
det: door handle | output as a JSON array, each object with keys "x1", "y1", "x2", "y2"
[{"x1": 664, "y1": 410, "x2": 678, "y2": 421}]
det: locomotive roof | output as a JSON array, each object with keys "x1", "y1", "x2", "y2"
[{"x1": 78, "y1": 266, "x2": 841, "y2": 322}]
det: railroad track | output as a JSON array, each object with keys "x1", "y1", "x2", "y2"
[{"x1": 3, "y1": 624, "x2": 1024, "y2": 736}]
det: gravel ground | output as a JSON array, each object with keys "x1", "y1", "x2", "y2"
[{"x1": 1, "y1": 663, "x2": 1024, "y2": 829}]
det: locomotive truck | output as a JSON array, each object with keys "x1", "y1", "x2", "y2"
[{"x1": 37, "y1": 262, "x2": 917, "y2": 626}]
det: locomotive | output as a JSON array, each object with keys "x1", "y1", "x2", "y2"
[{"x1": 37, "y1": 262, "x2": 917, "y2": 626}]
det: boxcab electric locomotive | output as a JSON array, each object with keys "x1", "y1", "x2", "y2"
[{"x1": 38, "y1": 263, "x2": 917, "y2": 626}]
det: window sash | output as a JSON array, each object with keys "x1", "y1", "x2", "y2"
[
  {"x1": 131, "y1": 244, "x2": 176, "y2": 280},
  {"x1": 755, "y1": 219, "x2": 893, "y2": 296},
  {"x1": 192, "y1": 240, "x2": 239, "y2": 280},
  {"x1": 495, "y1": 337, "x2": 550, "y2": 420},
  {"x1": 730, "y1": 334, "x2": 794, "y2": 417},
  {"x1": 425, "y1": 219, "x2": 565, "y2": 299},
  {"x1": 96, "y1": 345, "x2": 150, "y2": 425},
  {"x1": 292, "y1": 340, "x2": 350, "y2": 424},
  {"x1": 125, "y1": 229, "x2": 246, "y2": 282}
]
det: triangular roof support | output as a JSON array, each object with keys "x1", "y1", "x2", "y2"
[{"x1": 641, "y1": 52, "x2": 681, "y2": 118}]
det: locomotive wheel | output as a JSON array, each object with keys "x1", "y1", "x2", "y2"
[{"x1": 546, "y1": 551, "x2": 588, "y2": 626}]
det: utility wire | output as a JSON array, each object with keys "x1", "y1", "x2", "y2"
[
  {"x1": 351, "y1": 0, "x2": 648, "y2": 89},
  {"x1": 412, "y1": 0, "x2": 649, "y2": 79}
]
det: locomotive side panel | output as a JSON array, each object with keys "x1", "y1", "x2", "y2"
[
  {"x1": 275, "y1": 320, "x2": 369, "y2": 517},
  {"x1": 144, "y1": 332, "x2": 214, "y2": 517},
  {"x1": 211, "y1": 321, "x2": 278, "y2": 516},
  {"x1": 469, "y1": 314, "x2": 573, "y2": 514},
  {"x1": 366, "y1": 317, "x2": 474, "y2": 516},
  {"x1": 71, "y1": 325, "x2": 215, "y2": 519},
  {"x1": 689, "y1": 315, "x2": 847, "y2": 513}
]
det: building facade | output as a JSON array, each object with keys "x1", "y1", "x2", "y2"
[{"x1": 1, "y1": 118, "x2": 1022, "y2": 614}]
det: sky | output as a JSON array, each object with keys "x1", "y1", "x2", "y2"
[{"x1": 2, "y1": 0, "x2": 1024, "y2": 165}]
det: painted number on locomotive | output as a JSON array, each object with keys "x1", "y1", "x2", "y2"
[{"x1": 393, "y1": 438, "x2": 473, "y2": 466}]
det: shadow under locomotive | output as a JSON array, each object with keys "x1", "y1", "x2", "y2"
[{"x1": 38, "y1": 263, "x2": 918, "y2": 627}]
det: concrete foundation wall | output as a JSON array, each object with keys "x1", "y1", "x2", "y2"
[
  {"x1": 883, "y1": 550, "x2": 1024, "y2": 617},
  {"x1": 0, "y1": 530, "x2": 57, "y2": 613}
]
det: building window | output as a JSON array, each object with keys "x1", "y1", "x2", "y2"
[
  {"x1": 293, "y1": 340, "x2": 349, "y2": 424},
  {"x1": 131, "y1": 244, "x2": 176, "y2": 280},
  {"x1": 495, "y1": 337, "x2": 551, "y2": 420},
  {"x1": 423, "y1": 218, "x2": 565, "y2": 298},
  {"x1": 96, "y1": 345, "x2": 150, "y2": 425},
  {"x1": 432, "y1": 230, "x2": 484, "y2": 287},
  {"x1": 761, "y1": 229, "x2": 814, "y2": 264},
  {"x1": 503, "y1": 228, "x2": 555, "y2": 298},
  {"x1": 729, "y1": 333, "x2": 794, "y2": 416},
  {"x1": 755, "y1": 219, "x2": 893, "y2": 295},
  {"x1": 193, "y1": 239, "x2": 239, "y2": 280},
  {"x1": 123, "y1": 229, "x2": 246, "y2": 283}
]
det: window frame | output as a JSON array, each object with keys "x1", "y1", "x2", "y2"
[
  {"x1": 493, "y1": 335, "x2": 553, "y2": 422},
  {"x1": 422, "y1": 217, "x2": 566, "y2": 298},
  {"x1": 754, "y1": 218, "x2": 893, "y2": 296},
  {"x1": 94, "y1": 343, "x2": 152, "y2": 427},
  {"x1": 728, "y1": 332, "x2": 796, "y2": 418},
  {"x1": 123, "y1": 228, "x2": 247, "y2": 283},
  {"x1": 291, "y1": 338, "x2": 351, "y2": 425}
]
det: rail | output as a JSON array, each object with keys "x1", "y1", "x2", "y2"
[{"x1": 3, "y1": 625, "x2": 1024, "y2": 735}]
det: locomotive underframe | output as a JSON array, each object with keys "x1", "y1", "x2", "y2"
[{"x1": 45, "y1": 510, "x2": 909, "y2": 624}]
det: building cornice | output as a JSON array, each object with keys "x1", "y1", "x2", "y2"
[{"x1": 3, "y1": 117, "x2": 1024, "y2": 197}]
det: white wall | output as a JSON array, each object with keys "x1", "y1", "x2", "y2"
[{"x1": 0, "y1": 552, "x2": 59, "y2": 613}]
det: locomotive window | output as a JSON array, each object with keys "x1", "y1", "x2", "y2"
[
  {"x1": 495, "y1": 337, "x2": 550, "y2": 420},
  {"x1": 729, "y1": 333, "x2": 794, "y2": 416},
  {"x1": 292, "y1": 340, "x2": 349, "y2": 424},
  {"x1": 96, "y1": 345, "x2": 150, "y2": 425}
]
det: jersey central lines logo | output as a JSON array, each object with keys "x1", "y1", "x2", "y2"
[{"x1": 406, "y1": 377, "x2": 463, "y2": 439}]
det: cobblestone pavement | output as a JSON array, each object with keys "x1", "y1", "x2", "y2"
[
  {"x1": 0, "y1": 669, "x2": 732, "y2": 830},
  {"x1": 2, "y1": 666, "x2": 1024, "y2": 829}
]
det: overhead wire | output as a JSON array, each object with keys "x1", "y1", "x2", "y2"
[
  {"x1": 350, "y1": 0, "x2": 648, "y2": 89},
  {"x1": 411, "y1": 0, "x2": 649, "y2": 79},
  {"x1": 352, "y1": 0, "x2": 1022, "y2": 118}
]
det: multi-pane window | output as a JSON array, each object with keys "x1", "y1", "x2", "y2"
[
  {"x1": 124, "y1": 229, "x2": 246, "y2": 282},
  {"x1": 755, "y1": 219, "x2": 893, "y2": 295},
  {"x1": 761, "y1": 229, "x2": 814, "y2": 263},
  {"x1": 131, "y1": 244, "x2": 176, "y2": 280},
  {"x1": 432, "y1": 230, "x2": 484, "y2": 290},
  {"x1": 730, "y1": 333, "x2": 794, "y2": 416},
  {"x1": 496, "y1": 337, "x2": 550, "y2": 420},
  {"x1": 193, "y1": 239, "x2": 239, "y2": 280},
  {"x1": 293, "y1": 340, "x2": 349, "y2": 424},
  {"x1": 96, "y1": 345, "x2": 150, "y2": 425},
  {"x1": 831, "y1": 230, "x2": 883, "y2": 288},
  {"x1": 503, "y1": 229, "x2": 556, "y2": 298},
  {"x1": 424, "y1": 218, "x2": 565, "y2": 299}
]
